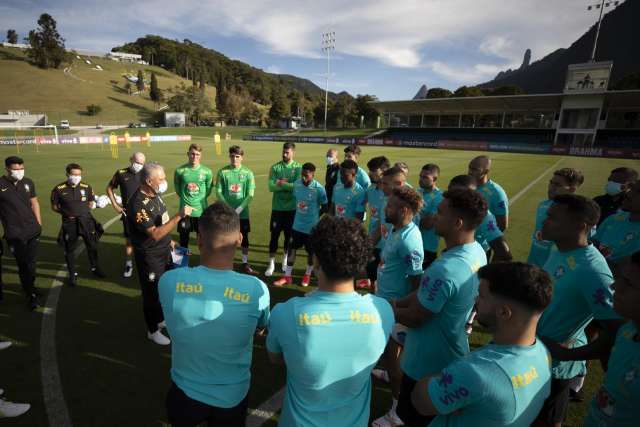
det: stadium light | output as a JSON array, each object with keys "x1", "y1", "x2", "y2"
[
  {"x1": 586, "y1": 0, "x2": 622, "y2": 62},
  {"x1": 321, "y1": 31, "x2": 336, "y2": 132}
]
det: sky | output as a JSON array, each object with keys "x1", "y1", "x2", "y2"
[{"x1": 0, "y1": 0, "x2": 611, "y2": 100}]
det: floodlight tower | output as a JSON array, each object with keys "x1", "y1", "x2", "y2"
[
  {"x1": 586, "y1": 0, "x2": 622, "y2": 62},
  {"x1": 321, "y1": 31, "x2": 335, "y2": 132}
]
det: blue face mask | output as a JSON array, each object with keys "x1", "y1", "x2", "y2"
[{"x1": 605, "y1": 181, "x2": 623, "y2": 196}]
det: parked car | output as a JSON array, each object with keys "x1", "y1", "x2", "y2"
[{"x1": 59, "y1": 120, "x2": 70, "y2": 129}]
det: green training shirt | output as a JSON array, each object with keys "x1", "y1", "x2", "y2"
[
  {"x1": 268, "y1": 160, "x2": 301, "y2": 211},
  {"x1": 174, "y1": 163, "x2": 213, "y2": 218},
  {"x1": 215, "y1": 165, "x2": 256, "y2": 219}
]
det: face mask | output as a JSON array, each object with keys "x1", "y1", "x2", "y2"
[
  {"x1": 156, "y1": 180, "x2": 168, "y2": 194},
  {"x1": 68, "y1": 175, "x2": 82, "y2": 186},
  {"x1": 131, "y1": 163, "x2": 143, "y2": 173},
  {"x1": 10, "y1": 170, "x2": 24, "y2": 181},
  {"x1": 326, "y1": 156, "x2": 334, "y2": 166},
  {"x1": 605, "y1": 181, "x2": 623, "y2": 196}
]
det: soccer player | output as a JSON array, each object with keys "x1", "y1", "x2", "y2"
[
  {"x1": 266, "y1": 142, "x2": 301, "y2": 276},
  {"x1": 128, "y1": 162, "x2": 192, "y2": 345},
  {"x1": 273, "y1": 163, "x2": 327, "y2": 287},
  {"x1": 583, "y1": 250, "x2": 640, "y2": 427},
  {"x1": 593, "y1": 167, "x2": 638, "y2": 225},
  {"x1": 51, "y1": 163, "x2": 105, "y2": 286},
  {"x1": 448, "y1": 175, "x2": 513, "y2": 262},
  {"x1": 325, "y1": 148, "x2": 340, "y2": 205},
  {"x1": 392, "y1": 188, "x2": 488, "y2": 427},
  {"x1": 174, "y1": 143, "x2": 213, "y2": 249},
  {"x1": 341, "y1": 144, "x2": 371, "y2": 189},
  {"x1": 107, "y1": 152, "x2": 145, "y2": 278},
  {"x1": 411, "y1": 262, "x2": 553, "y2": 427},
  {"x1": 373, "y1": 186, "x2": 424, "y2": 426},
  {"x1": 331, "y1": 160, "x2": 366, "y2": 221},
  {"x1": 0, "y1": 156, "x2": 42, "y2": 310},
  {"x1": 535, "y1": 194, "x2": 623, "y2": 427},
  {"x1": 267, "y1": 216, "x2": 393, "y2": 427},
  {"x1": 370, "y1": 166, "x2": 409, "y2": 250},
  {"x1": 416, "y1": 164, "x2": 443, "y2": 268},
  {"x1": 468, "y1": 155, "x2": 509, "y2": 231},
  {"x1": 159, "y1": 202, "x2": 270, "y2": 427},
  {"x1": 593, "y1": 180, "x2": 640, "y2": 265},
  {"x1": 215, "y1": 145, "x2": 257, "y2": 275},
  {"x1": 365, "y1": 156, "x2": 391, "y2": 287},
  {"x1": 528, "y1": 168, "x2": 584, "y2": 268}
]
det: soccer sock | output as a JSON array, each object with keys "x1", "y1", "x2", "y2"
[
  {"x1": 285, "y1": 266, "x2": 293, "y2": 276},
  {"x1": 305, "y1": 265, "x2": 313, "y2": 275},
  {"x1": 282, "y1": 253, "x2": 288, "y2": 264},
  {"x1": 268, "y1": 257, "x2": 275, "y2": 265},
  {"x1": 391, "y1": 398, "x2": 398, "y2": 414},
  {"x1": 125, "y1": 259, "x2": 132, "y2": 266},
  {"x1": 242, "y1": 254, "x2": 248, "y2": 264}
]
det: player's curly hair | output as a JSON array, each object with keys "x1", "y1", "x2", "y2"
[
  {"x1": 391, "y1": 186, "x2": 424, "y2": 215},
  {"x1": 553, "y1": 168, "x2": 584, "y2": 187},
  {"x1": 442, "y1": 188, "x2": 487, "y2": 230},
  {"x1": 478, "y1": 262, "x2": 552, "y2": 312},
  {"x1": 309, "y1": 216, "x2": 372, "y2": 282}
]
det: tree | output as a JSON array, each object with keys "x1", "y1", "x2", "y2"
[
  {"x1": 426, "y1": 88, "x2": 452, "y2": 99},
  {"x1": 330, "y1": 93, "x2": 357, "y2": 128},
  {"x1": 26, "y1": 13, "x2": 68, "y2": 69},
  {"x1": 149, "y1": 72, "x2": 162, "y2": 102},
  {"x1": 483, "y1": 85, "x2": 524, "y2": 96},
  {"x1": 612, "y1": 72, "x2": 640, "y2": 90},
  {"x1": 167, "y1": 83, "x2": 213, "y2": 125},
  {"x1": 136, "y1": 70, "x2": 145, "y2": 92},
  {"x1": 220, "y1": 89, "x2": 253, "y2": 125},
  {"x1": 354, "y1": 94, "x2": 379, "y2": 127},
  {"x1": 86, "y1": 104, "x2": 102, "y2": 116},
  {"x1": 453, "y1": 86, "x2": 485, "y2": 97},
  {"x1": 269, "y1": 92, "x2": 290, "y2": 126},
  {"x1": 6, "y1": 29, "x2": 18, "y2": 44}
]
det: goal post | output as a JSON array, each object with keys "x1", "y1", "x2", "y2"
[{"x1": 1, "y1": 125, "x2": 60, "y2": 148}]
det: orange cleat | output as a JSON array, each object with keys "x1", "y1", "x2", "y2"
[{"x1": 273, "y1": 276, "x2": 293, "y2": 287}]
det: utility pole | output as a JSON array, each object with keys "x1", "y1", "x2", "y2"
[
  {"x1": 321, "y1": 31, "x2": 335, "y2": 132},
  {"x1": 587, "y1": 0, "x2": 621, "y2": 62}
]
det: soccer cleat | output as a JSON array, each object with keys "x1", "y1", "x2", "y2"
[
  {"x1": 371, "y1": 368, "x2": 390, "y2": 383},
  {"x1": 123, "y1": 261, "x2": 133, "y2": 278},
  {"x1": 157, "y1": 321, "x2": 166, "y2": 330},
  {"x1": 301, "y1": 274, "x2": 311, "y2": 287},
  {"x1": 0, "y1": 398, "x2": 30, "y2": 418},
  {"x1": 371, "y1": 409, "x2": 404, "y2": 427},
  {"x1": 147, "y1": 330, "x2": 171, "y2": 346},
  {"x1": 67, "y1": 273, "x2": 78, "y2": 287},
  {"x1": 0, "y1": 342, "x2": 11, "y2": 351},
  {"x1": 264, "y1": 262, "x2": 275, "y2": 277},
  {"x1": 27, "y1": 294, "x2": 39, "y2": 311},
  {"x1": 273, "y1": 276, "x2": 292, "y2": 287},
  {"x1": 242, "y1": 263, "x2": 258, "y2": 275},
  {"x1": 356, "y1": 279, "x2": 372, "y2": 290},
  {"x1": 91, "y1": 266, "x2": 106, "y2": 278}
]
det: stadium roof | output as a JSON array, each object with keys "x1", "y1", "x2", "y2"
[{"x1": 372, "y1": 90, "x2": 640, "y2": 114}]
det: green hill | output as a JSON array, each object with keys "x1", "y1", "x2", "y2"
[{"x1": 0, "y1": 46, "x2": 216, "y2": 126}]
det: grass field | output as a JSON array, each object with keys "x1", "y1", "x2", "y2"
[
  {"x1": 0, "y1": 139, "x2": 635, "y2": 426},
  {"x1": 0, "y1": 47, "x2": 215, "y2": 127}
]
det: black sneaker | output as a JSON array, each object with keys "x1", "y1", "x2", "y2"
[
  {"x1": 91, "y1": 266, "x2": 106, "y2": 278},
  {"x1": 67, "y1": 273, "x2": 78, "y2": 287},
  {"x1": 28, "y1": 293, "x2": 39, "y2": 310}
]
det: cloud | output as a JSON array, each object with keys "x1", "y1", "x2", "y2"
[
  {"x1": 427, "y1": 61, "x2": 504, "y2": 85},
  {"x1": 266, "y1": 65, "x2": 282, "y2": 74},
  {"x1": 479, "y1": 36, "x2": 512, "y2": 59}
]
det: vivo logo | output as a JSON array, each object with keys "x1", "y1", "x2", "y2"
[{"x1": 439, "y1": 386, "x2": 470, "y2": 405}]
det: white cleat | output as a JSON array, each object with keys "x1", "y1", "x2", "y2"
[
  {"x1": 281, "y1": 257, "x2": 288, "y2": 272},
  {"x1": 371, "y1": 409, "x2": 404, "y2": 427},
  {"x1": 147, "y1": 330, "x2": 171, "y2": 346},
  {"x1": 123, "y1": 262, "x2": 133, "y2": 278},
  {"x1": 157, "y1": 321, "x2": 166, "y2": 330},
  {"x1": 264, "y1": 262, "x2": 275, "y2": 277},
  {"x1": 0, "y1": 398, "x2": 30, "y2": 418},
  {"x1": 0, "y1": 342, "x2": 12, "y2": 351}
]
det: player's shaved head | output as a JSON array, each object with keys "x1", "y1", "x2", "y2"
[
  {"x1": 199, "y1": 202, "x2": 241, "y2": 251},
  {"x1": 469, "y1": 155, "x2": 491, "y2": 170},
  {"x1": 131, "y1": 152, "x2": 145, "y2": 164}
]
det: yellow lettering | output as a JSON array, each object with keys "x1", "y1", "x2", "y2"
[
  {"x1": 350, "y1": 310, "x2": 361, "y2": 322},
  {"x1": 511, "y1": 374, "x2": 525, "y2": 389},
  {"x1": 194, "y1": 284, "x2": 203, "y2": 293},
  {"x1": 241, "y1": 294, "x2": 250, "y2": 303},
  {"x1": 234, "y1": 292, "x2": 241, "y2": 301},
  {"x1": 186, "y1": 284, "x2": 193, "y2": 293},
  {"x1": 299, "y1": 314, "x2": 304, "y2": 326},
  {"x1": 311, "y1": 314, "x2": 320, "y2": 325},
  {"x1": 362, "y1": 313, "x2": 371, "y2": 323},
  {"x1": 224, "y1": 287, "x2": 231, "y2": 297}
]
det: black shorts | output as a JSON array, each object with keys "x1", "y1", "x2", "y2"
[
  {"x1": 121, "y1": 213, "x2": 132, "y2": 238},
  {"x1": 240, "y1": 218, "x2": 251, "y2": 234},
  {"x1": 536, "y1": 377, "x2": 572, "y2": 425},
  {"x1": 290, "y1": 229, "x2": 311, "y2": 252},
  {"x1": 269, "y1": 210, "x2": 295, "y2": 233},
  {"x1": 166, "y1": 382, "x2": 248, "y2": 427},
  {"x1": 178, "y1": 216, "x2": 200, "y2": 234},
  {"x1": 366, "y1": 248, "x2": 382, "y2": 281},
  {"x1": 397, "y1": 373, "x2": 436, "y2": 427}
]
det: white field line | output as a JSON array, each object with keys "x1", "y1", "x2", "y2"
[
  {"x1": 246, "y1": 387, "x2": 286, "y2": 427},
  {"x1": 509, "y1": 158, "x2": 563, "y2": 206}
]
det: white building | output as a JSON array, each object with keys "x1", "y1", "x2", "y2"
[{"x1": 106, "y1": 52, "x2": 142, "y2": 62}]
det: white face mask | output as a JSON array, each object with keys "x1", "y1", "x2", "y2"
[
  {"x1": 131, "y1": 163, "x2": 143, "y2": 173},
  {"x1": 156, "y1": 180, "x2": 168, "y2": 194},
  {"x1": 68, "y1": 175, "x2": 82, "y2": 186},
  {"x1": 605, "y1": 181, "x2": 623, "y2": 196},
  {"x1": 10, "y1": 169, "x2": 24, "y2": 181},
  {"x1": 326, "y1": 156, "x2": 334, "y2": 166}
]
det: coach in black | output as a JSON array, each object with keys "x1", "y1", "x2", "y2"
[
  {"x1": 325, "y1": 148, "x2": 340, "y2": 205},
  {"x1": 0, "y1": 156, "x2": 42, "y2": 310},
  {"x1": 106, "y1": 152, "x2": 145, "y2": 278},
  {"x1": 51, "y1": 163, "x2": 105, "y2": 287},
  {"x1": 128, "y1": 162, "x2": 192, "y2": 346}
]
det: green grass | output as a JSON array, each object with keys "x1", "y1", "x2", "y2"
[
  {"x1": 0, "y1": 47, "x2": 216, "y2": 126},
  {"x1": 0, "y1": 140, "x2": 634, "y2": 426}
]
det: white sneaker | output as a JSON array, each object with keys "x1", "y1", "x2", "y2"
[
  {"x1": 123, "y1": 261, "x2": 133, "y2": 278},
  {"x1": 147, "y1": 330, "x2": 171, "y2": 345},
  {"x1": 0, "y1": 342, "x2": 11, "y2": 351},
  {"x1": 371, "y1": 409, "x2": 404, "y2": 427},
  {"x1": 157, "y1": 321, "x2": 166, "y2": 330},
  {"x1": 281, "y1": 256, "x2": 288, "y2": 272},
  {"x1": 371, "y1": 368, "x2": 390, "y2": 383},
  {"x1": 0, "y1": 398, "x2": 30, "y2": 418},
  {"x1": 265, "y1": 262, "x2": 275, "y2": 277}
]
